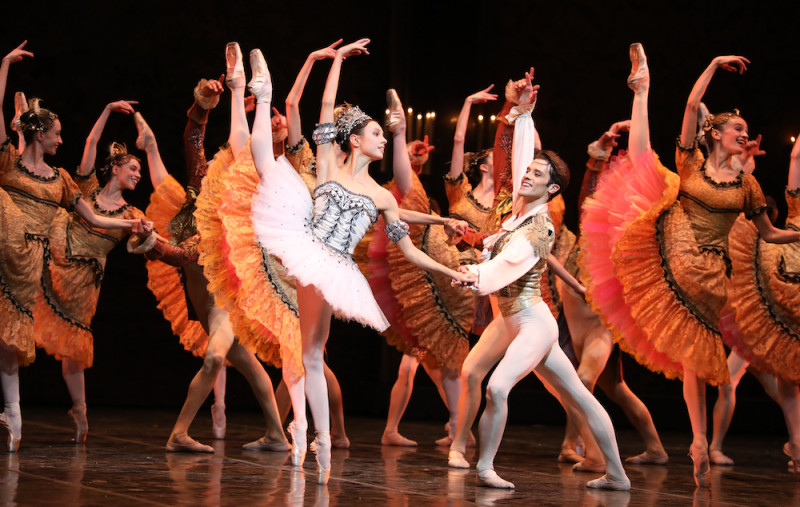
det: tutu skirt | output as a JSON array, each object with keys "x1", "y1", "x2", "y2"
[{"x1": 252, "y1": 155, "x2": 389, "y2": 331}]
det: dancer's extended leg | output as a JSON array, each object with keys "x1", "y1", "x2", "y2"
[{"x1": 449, "y1": 314, "x2": 512, "y2": 468}]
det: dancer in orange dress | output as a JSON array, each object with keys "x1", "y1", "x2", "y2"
[
  {"x1": 373, "y1": 90, "x2": 474, "y2": 447},
  {"x1": 33, "y1": 99, "x2": 144, "y2": 443},
  {"x1": 579, "y1": 45, "x2": 800, "y2": 486},
  {"x1": 0, "y1": 42, "x2": 148, "y2": 451},
  {"x1": 130, "y1": 70, "x2": 288, "y2": 454},
  {"x1": 710, "y1": 133, "x2": 800, "y2": 468}
]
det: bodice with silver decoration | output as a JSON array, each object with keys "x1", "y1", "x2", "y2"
[{"x1": 310, "y1": 181, "x2": 379, "y2": 256}]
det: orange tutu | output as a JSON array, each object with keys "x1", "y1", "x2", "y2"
[
  {"x1": 723, "y1": 211, "x2": 800, "y2": 383},
  {"x1": 209, "y1": 144, "x2": 302, "y2": 380},
  {"x1": 369, "y1": 175, "x2": 473, "y2": 371},
  {"x1": 144, "y1": 175, "x2": 208, "y2": 357}
]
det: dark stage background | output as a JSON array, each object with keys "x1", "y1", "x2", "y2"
[{"x1": 3, "y1": 0, "x2": 798, "y2": 435}]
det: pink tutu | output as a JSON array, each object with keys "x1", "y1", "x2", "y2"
[{"x1": 252, "y1": 156, "x2": 389, "y2": 331}]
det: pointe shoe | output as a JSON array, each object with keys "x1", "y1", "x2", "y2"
[
  {"x1": 313, "y1": 431, "x2": 331, "y2": 485},
  {"x1": 11, "y1": 91, "x2": 27, "y2": 132},
  {"x1": 448, "y1": 450, "x2": 470, "y2": 469},
  {"x1": 627, "y1": 42, "x2": 649, "y2": 91},
  {"x1": 476, "y1": 468, "x2": 515, "y2": 489},
  {"x1": 210, "y1": 402, "x2": 226, "y2": 440},
  {"x1": 287, "y1": 421, "x2": 307, "y2": 467},
  {"x1": 166, "y1": 434, "x2": 214, "y2": 453},
  {"x1": 247, "y1": 49, "x2": 272, "y2": 104},
  {"x1": 0, "y1": 411, "x2": 21, "y2": 452},
  {"x1": 384, "y1": 89, "x2": 404, "y2": 132},
  {"x1": 225, "y1": 42, "x2": 245, "y2": 89},
  {"x1": 782, "y1": 442, "x2": 800, "y2": 474},
  {"x1": 689, "y1": 444, "x2": 710, "y2": 488},
  {"x1": 68, "y1": 406, "x2": 88, "y2": 443},
  {"x1": 133, "y1": 113, "x2": 156, "y2": 151}
]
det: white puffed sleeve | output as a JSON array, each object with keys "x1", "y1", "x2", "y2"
[{"x1": 466, "y1": 232, "x2": 541, "y2": 296}]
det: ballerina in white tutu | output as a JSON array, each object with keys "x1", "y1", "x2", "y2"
[{"x1": 238, "y1": 39, "x2": 475, "y2": 484}]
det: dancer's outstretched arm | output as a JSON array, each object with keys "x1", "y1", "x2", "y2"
[
  {"x1": 581, "y1": 120, "x2": 630, "y2": 207},
  {"x1": 286, "y1": 40, "x2": 341, "y2": 147},
  {"x1": 679, "y1": 55, "x2": 749, "y2": 148},
  {"x1": 375, "y1": 188, "x2": 474, "y2": 284},
  {"x1": 133, "y1": 112, "x2": 168, "y2": 188},
  {"x1": 316, "y1": 38, "x2": 370, "y2": 183},
  {"x1": 387, "y1": 91, "x2": 414, "y2": 195},
  {"x1": 79, "y1": 100, "x2": 137, "y2": 176},
  {"x1": 449, "y1": 85, "x2": 497, "y2": 180},
  {"x1": 0, "y1": 41, "x2": 33, "y2": 145},
  {"x1": 546, "y1": 255, "x2": 585, "y2": 296}
]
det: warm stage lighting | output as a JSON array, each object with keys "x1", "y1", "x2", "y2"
[
  {"x1": 478, "y1": 114, "x2": 484, "y2": 121},
  {"x1": 792, "y1": 136, "x2": 797, "y2": 143},
  {"x1": 385, "y1": 109, "x2": 390, "y2": 115},
  {"x1": 431, "y1": 112, "x2": 436, "y2": 118},
  {"x1": 417, "y1": 114, "x2": 422, "y2": 120},
  {"x1": 490, "y1": 115, "x2": 496, "y2": 121},
  {"x1": 407, "y1": 107, "x2": 413, "y2": 113},
  {"x1": 426, "y1": 113, "x2": 431, "y2": 119}
]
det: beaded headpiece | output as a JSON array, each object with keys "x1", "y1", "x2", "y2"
[
  {"x1": 702, "y1": 109, "x2": 741, "y2": 132},
  {"x1": 19, "y1": 98, "x2": 58, "y2": 134},
  {"x1": 335, "y1": 105, "x2": 372, "y2": 139}
]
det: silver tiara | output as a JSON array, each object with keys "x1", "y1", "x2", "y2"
[{"x1": 336, "y1": 106, "x2": 372, "y2": 139}]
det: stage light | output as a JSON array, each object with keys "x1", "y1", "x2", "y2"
[
  {"x1": 478, "y1": 115, "x2": 484, "y2": 121},
  {"x1": 431, "y1": 112, "x2": 436, "y2": 118},
  {"x1": 385, "y1": 109, "x2": 390, "y2": 115},
  {"x1": 407, "y1": 107, "x2": 413, "y2": 114},
  {"x1": 490, "y1": 115, "x2": 496, "y2": 121},
  {"x1": 417, "y1": 114, "x2": 422, "y2": 120},
  {"x1": 792, "y1": 136, "x2": 797, "y2": 143}
]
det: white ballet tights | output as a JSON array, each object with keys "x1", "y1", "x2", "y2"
[
  {"x1": 0, "y1": 345, "x2": 21, "y2": 437},
  {"x1": 61, "y1": 358, "x2": 85, "y2": 411},
  {"x1": 286, "y1": 283, "x2": 333, "y2": 436},
  {"x1": 476, "y1": 302, "x2": 627, "y2": 485}
]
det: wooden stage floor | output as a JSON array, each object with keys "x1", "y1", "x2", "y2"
[{"x1": 1, "y1": 407, "x2": 797, "y2": 506}]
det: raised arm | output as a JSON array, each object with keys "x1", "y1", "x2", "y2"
[
  {"x1": 0, "y1": 41, "x2": 34, "y2": 145},
  {"x1": 580, "y1": 120, "x2": 630, "y2": 208},
  {"x1": 133, "y1": 112, "x2": 167, "y2": 188},
  {"x1": 679, "y1": 55, "x2": 749, "y2": 148},
  {"x1": 286, "y1": 40, "x2": 341, "y2": 147},
  {"x1": 386, "y1": 89, "x2": 416, "y2": 195},
  {"x1": 449, "y1": 85, "x2": 497, "y2": 180},
  {"x1": 316, "y1": 38, "x2": 370, "y2": 183},
  {"x1": 80, "y1": 100, "x2": 137, "y2": 176},
  {"x1": 789, "y1": 133, "x2": 800, "y2": 189},
  {"x1": 508, "y1": 69, "x2": 539, "y2": 213}
]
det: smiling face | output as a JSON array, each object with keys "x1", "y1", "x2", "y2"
[
  {"x1": 711, "y1": 116, "x2": 749, "y2": 155},
  {"x1": 351, "y1": 120, "x2": 386, "y2": 161},
  {"x1": 37, "y1": 119, "x2": 63, "y2": 155},
  {"x1": 112, "y1": 158, "x2": 142, "y2": 191},
  {"x1": 520, "y1": 158, "x2": 559, "y2": 201}
]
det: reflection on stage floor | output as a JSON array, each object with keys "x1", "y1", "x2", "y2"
[{"x1": 1, "y1": 407, "x2": 797, "y2": 505}]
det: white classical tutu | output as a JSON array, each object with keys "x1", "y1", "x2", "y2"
[{"x1": 252, "y1": 155, "x2": 389, "y2": 331}]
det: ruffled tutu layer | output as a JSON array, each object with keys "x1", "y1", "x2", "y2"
[
  {"x1": 371, "y1": 176, "x2": 473, "y2": 370},
  {"x1": 34, "y1": 210, "x2": 97, "y2": 368},
  {"x1": 144, "y1": 175, "x2": 208, "y2": 357},
  {"x1": 367, "y1": 184, "x2": 424, "y2": 358},
  {"x1": 580, "y1": 150, "x2": 690, "y2": 382},
  {"x1": 0, "y1": 189, "x2": 43, "y2": 365},
  {"x1": 252, "y1": 155, "x2": 388, "y2": 331},
  {"x1": 201, "y1": 143, "x2": 300, "y2": 378},
  {"x1": 722, "y1": 216, "x2": 800, "y2": 382}
]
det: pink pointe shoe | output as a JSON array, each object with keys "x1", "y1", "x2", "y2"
[
  {"x1": 211, "y1": 402, "x2": 226, "y2": 440},
  {"x1": 225, "y1": 42, "x2": 245, "y2": 89},
  {"x1": 287, "y1": 420, "x2": 307, "y2": 467},
  {"x1": 0, "y1": 408, "x2": 21, "y2": 452},
  {"x1": 68, "y1": 405, "x2": 88, "y2": 443},
  {"x1": 627, "y1": 42, "x2": 649, "y2": 91}
]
